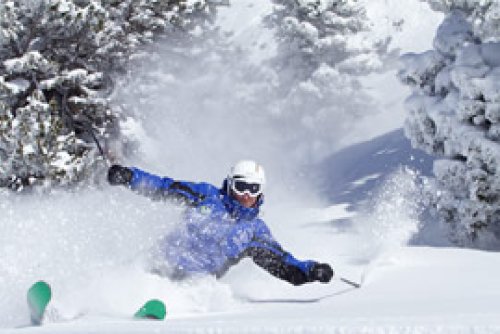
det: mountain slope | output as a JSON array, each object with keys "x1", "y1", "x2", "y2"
[{"x1": 317, "y1": 129, "x2": 434, "y2": 206}]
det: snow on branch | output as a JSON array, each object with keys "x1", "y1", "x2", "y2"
[
  {"x1": 400, "y1": 3, "x2": 500, "y2": 247},
  {"x1": 0, "y1": 0, "x2": 222, "y2": 190}
]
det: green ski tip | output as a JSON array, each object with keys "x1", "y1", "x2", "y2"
[
  {"x1": 27, "y1": 281, "x2": 52, "y2": 325},
  {"x1": 134, "y1": 299, "x2": 166, "y2": 320}
]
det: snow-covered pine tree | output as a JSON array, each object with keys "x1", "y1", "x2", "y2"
[
  {"x1": 265, "y1": 0, "x2": 390, "y2": 161},
  {"x1": 0, "y1": 0, "x2": 220, "y2": 190},
  {"x1": 399, "y1": 0, "x2": 500, "y2": 246},
  {"x1": 266, "y1": 0, "x2": 379, "y2": 81}
]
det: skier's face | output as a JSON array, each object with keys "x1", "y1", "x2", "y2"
[{"x1": 232, "y1": 191, "x2": 258, "y2": 208}]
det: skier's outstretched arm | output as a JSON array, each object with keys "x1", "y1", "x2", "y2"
[
  {"x1": 225, "y1": 221, "x2": 334, "y2": 285},
  {"x1": 242, "y1": 242, "x2": 334, "y2": 286},
  {"x1": 107, "y1": 164, "x2": 212, "y2": 205}
]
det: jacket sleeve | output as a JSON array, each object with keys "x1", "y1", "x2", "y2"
[
  {"x1": 128, "y1": 167, "x2": 217, "y2": 205},
  {"x1": 240, "y1": 221, "x2": 316, "y2": 286}
]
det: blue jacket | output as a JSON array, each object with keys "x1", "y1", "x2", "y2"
[{"x1": 129, "y1": 167, "x2": 317, "y2": 285}]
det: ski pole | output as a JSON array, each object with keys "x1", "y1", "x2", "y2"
[
  {"x1": 59, "y1": 88, "x2": 110, "y2": 166},
  {"x1": 83, "y1": 119, "x2": 110, "y2": 167},
  {"x1": 339, "y1": 276, "x2": 361, "y2": 288}
]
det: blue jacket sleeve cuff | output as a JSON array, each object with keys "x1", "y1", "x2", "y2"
[{"x1": 283, "y1": 254, "x2": 316, "y2": 275}]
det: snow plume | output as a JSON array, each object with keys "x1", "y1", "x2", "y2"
[
  {"x1": 112, "y1": 39, "x2": 297, "y2": 191},
  {"x1": 0, "y1": 188, "x2": 182, "y2": 327},
  {"x1": 352, "y1": 168, "x2": 424, "y2": 267},
  {"x1": 0, "y1": 186, "x2": 244, "y2": 327},
  {"x1": 111, "y1": 31, "x2": 379, "y2": 205}
]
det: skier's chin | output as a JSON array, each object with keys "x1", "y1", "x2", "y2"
[{"x1": 232, "y1": 193, "x2": 257, "y2": 208}]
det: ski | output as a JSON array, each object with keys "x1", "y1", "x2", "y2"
[
  {"x1": 27, "y1": 280, "x2": 166, "y2": 324},
  {"x1": 134, "y1": 299, "x2": 167, "y2": 320},
  {"x1": 27, "y1": 281, "x2": 52, "y2": 325}
]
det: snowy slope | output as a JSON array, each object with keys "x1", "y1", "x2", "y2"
[
  {"x1": 2, "y1": 1, "x2": 500, "y2": 334},
  {"x1": 316, "y1": 128, "x2": 434, "y2": 206},
  {"x1": 7, "y1": 197, "x2": 500, "y2": 333}
]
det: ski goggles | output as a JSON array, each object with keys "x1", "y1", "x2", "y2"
[{"x1": 230, "y1": 179, "x2": 263, "y2": 197}]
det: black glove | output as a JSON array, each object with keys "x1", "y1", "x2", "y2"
[
  {"x1": 309, "y1": 263, "x2": 334, "y2": 283},
  {"x1": 108, "y1": 164, "x2": 133, "y2": 185}
]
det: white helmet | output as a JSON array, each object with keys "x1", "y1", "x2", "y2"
[{"x1": 228, "y1": 160, "x2": 266, "y2": 196}]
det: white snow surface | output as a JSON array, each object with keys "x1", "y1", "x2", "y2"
[
  {"x1": 4, "y1": 186, "x2": 500, "y2": 333},
  {"x1": 2, "y1": 1, "x2": 500, "y2": 334}
]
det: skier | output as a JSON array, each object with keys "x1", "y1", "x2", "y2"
[{"x1": 107, "y1": 160, "x2": 334, "y2": 285}]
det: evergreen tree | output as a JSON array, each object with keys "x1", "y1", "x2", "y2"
[
  {"x1": 265, "y1": 0, "x2": 390, "y2": 161},
  {"x1": 399, "y1": 0, "x2": 500, "y2": 247},
  {"x1": 0, "y1": 0, "x2": 220, "y2": 190},
  {"x1": 266, "y1": 0, "x2": 377, "y2": 83}
]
